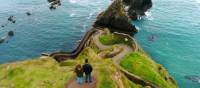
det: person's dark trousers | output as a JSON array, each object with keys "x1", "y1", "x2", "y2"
[{"x1": 85, "y1": 73, "x2": 92, "y2": 83}]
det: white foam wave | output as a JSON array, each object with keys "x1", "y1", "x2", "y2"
[
  {"x1": 69, "y1": 13, "x2": 75, "y2": 17},
  {"x1": 69, "y1": 0, "x2": 80, "y2": 4},
  {"x1": 135, "y1": 26, "x2": 140, "y2": 31},
  {"x1": 137, "y1": 11, "x2": 153, "y2": 21},
  {"x1": 196, "y1": 0, "x2": 200, "y2": 4},
  {"x1": 87, "y1": 11, "x2": 96, "y2": 19},
  {"x1": 144, "y1": 10, "x2": 154, "y2": 20}
]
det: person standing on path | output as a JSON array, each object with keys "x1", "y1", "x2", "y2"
[
  {"x1": 83, "y1": 59, "x2": 93, "y2": 83},
  {"x1": 75, "y1": 64, "x2": 83, "y2": 85}
]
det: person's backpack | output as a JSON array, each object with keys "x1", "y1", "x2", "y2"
[{"x1": 83, "y1": 64, "x2": 93, "y2": 74}]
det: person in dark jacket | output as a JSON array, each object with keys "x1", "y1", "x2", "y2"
[
  {"x1": 82, "y1": 59, "x2": 93, "y2": 83},
  {"x1": 75, "y1": 64, "x2": 83, "y2": 84}
]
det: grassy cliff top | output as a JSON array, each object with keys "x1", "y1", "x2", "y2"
[
  {"x1": 120, "y1": 52, "x2": 178, "y2": 88},
  {"x1": 0, "y1": 57, "x2": 73, "y2": 88}
]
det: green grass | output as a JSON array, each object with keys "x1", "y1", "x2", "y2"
[
  {"x1": 74, "y1": 47, "x2": 143, "y2": 88},
  {"x1": 0, "y1": 57, "x2": 73, "y2": 88},
  {"x1": 120, "y1": 52, "x2": 178, "y2": 88},
  {"x1": 99, "y1": 32, "x2": 131, "y2": 45}
]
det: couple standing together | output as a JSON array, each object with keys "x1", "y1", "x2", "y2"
[{"x1": 75, "y1": 59, "x2": 93, "y2": 85}]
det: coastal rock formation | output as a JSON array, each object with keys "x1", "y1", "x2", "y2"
[
  {"x1": 26, "y1": 12, "x2": 31, "y2": 16},
  {"x1": 95, "y1": 0, "x2": 137, "y2": 34},
  {"x1": 47, "y1": 0, "x2": 61, "y2": 10},
  {"x1": 8, "y1": 31, "x2": 14, "y2": 36},
  {"x1": 185, "y1": 75, "x2": 200, "y2": 83},
  {"x1": 123, "y1": 0, "x2": 152, "y2": 20},
  {"x1": 8, "y1": 16, "x2": 16, "y2": 23},
  {"x1": 0, "y1": 31, "x2": 14, "y2": 44}
]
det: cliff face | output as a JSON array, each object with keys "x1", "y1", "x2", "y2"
[
  {"x1": 123, "y1": 0, "x2": 152, "y2": 20},
  {"x1": 95, "y1": 0, "x2": 137, "y2": 34}
]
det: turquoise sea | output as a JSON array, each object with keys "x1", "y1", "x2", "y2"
[{"x1": 0, "y1": 0, "x2": 200, "y2": 87}]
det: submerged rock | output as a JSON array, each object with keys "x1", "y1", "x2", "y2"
[
  {"x1": 26, "y1": 12, "x2": 31, "y2": 16},
  {"x1": 0, "y1": 38, "x2": 5, "y2": 43},
  {"x1": 8, "y1": 31, "x2": 14, "y2": 36},
  {"x1": 123, "y1": 0, "x2": 152, "y2": 20},
  {"x1": 185, "y1": 75, "x2": 200, "y2": 83},
  {"x1": 49, "y1": 5, "x2": 56, "y2": 10},
  {"x1": 95, "y1": 0, "x2": 137, "y2": 34}
]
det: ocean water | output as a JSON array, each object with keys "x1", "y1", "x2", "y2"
[
  {"x1": 0, "y1": 0, "x2": 200, "y2": 88},
  {"x1": 0, "y1": 0, "x2": 111, "y2": 62}
]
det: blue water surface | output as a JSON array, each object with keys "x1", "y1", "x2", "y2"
[{"x1": 0, "y1": 0, "x2": 111, "y2": 62}]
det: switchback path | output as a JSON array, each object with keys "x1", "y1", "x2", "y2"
[{"x1": 92, "y1": 30, "x2": 133, "y2": 64}]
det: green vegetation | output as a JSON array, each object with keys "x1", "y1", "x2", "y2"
[
  {"x1": 120, "y1": 52, "x2": 178, "y2": 88},
  {"x1": 99, "y1": 30, "x2": 131, "y2": 45},
  {"x1": 0, "y1": 57, "x2": 73, "y2": 88},
  {"x1": 74, "y1": 47, "x2": 143, "y2": 88}
]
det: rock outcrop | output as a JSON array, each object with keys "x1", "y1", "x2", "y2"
[
  {"x1": 94, "y1": 0, "x2": 137, "y2": 34},
  {"x1": 123, "y1": 0, "x2": 152, "y2": 20},
  {"x1": 47, "y1": 0, "x2": 61, "y2": 10},
  {"x1": 8, "y1": 16, "x2": 16, "y2": 23}
]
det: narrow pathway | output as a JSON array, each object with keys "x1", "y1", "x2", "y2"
[{"x1": 65, "y1": 76, "x2": 97, "y2": 88}]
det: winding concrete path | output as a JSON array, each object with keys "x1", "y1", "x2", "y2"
[
  {"x1": 92, "y1": 30, "x2": 133, "y2": 64},
  {"x1": 92, "y1": 30, "x2": 159, "y2": 88},
  {"x1": 49, "y1": 28, "x2": 99, "y2": 62}
]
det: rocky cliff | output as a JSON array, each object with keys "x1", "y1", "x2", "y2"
[
  {"x1": 123, "y1": 0, "x2": 152, "y2": 20},
  {"x1": 94, "y1": 0, "x2": 137, "y2": 34}
]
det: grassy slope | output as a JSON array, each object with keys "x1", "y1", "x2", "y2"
[
  {"x1": 99, "y1": 29, "x2": 131, "y2": 46},
  {"x1": 99, "y1": 30, "x2": 178, "y2": 88},
  {"x1": 67, "y1": 47, "x2": 143, "y2": 88},
  {"x1": 0, "y1": 57, "x2": 73, "y2": 88},
  {"x1": 0, "y1": 46, "x2": 142, "y2": 88},
  {"x1": 120, "y1": 52, "x2": 178, "y2": 88}
]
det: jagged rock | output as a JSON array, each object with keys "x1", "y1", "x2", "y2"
[
  {"x1": 8, "y1": 16, "x2": 16, "y2": 23},
  {"x1": 47, "y1": 0, "x2": 56, "y2": 3},
  {"x1": 49, "y1": 5, "x2": 56, "y2": 10},
  {"x1": 95, "y1": 0, "x2": 137, "y2": 33},
  {"x1": 8, "y1": 31, "x2": 14, "y2": 36},
  {"x1": 0, "y1": 38, "x2": 5, "y2": 43},
  {"x1": 123, "y1": 0, "x2": 152, "y2": 20},
  {"x1": 185, "y1": 75, "x2": 200, "y2": 83},
  {"x1": 48, "y1": 0, "x2": 61, "y2": 10}
]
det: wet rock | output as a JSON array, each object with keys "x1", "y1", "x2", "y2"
[
  {"x1": 48, "y1": 0, "x2": 61, "y2": 10},
  {"x1": 51, "y1": 0, "x2": 61, "y2": 6},
  {"x1": 95, "y1": 0, "x2": 137, "y2": 34},
  {"x1": 185, "y1": 75, "x2": 200, "y2": 83},
  {"x1": 0, "y1": 38, "x2": 5, "y2": 43},
  {"x1": 49, "y1": 5, "x2": 56, "y2": 10},
  {"x1": 123, "y1": 0, "x2": 152, "y2": 20},
  {"x1": 26, "y1": 12, "x2": 31, "y2": 16},
  {"x1": 8, "y1": 31, "x2": 14, "y2": 36},
  {"x1": 8, "y1": 16, "x2": 16, "y2": 23},
  {"x1": 47, "y1": 0, "x2": 56, "y2": 3}
]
